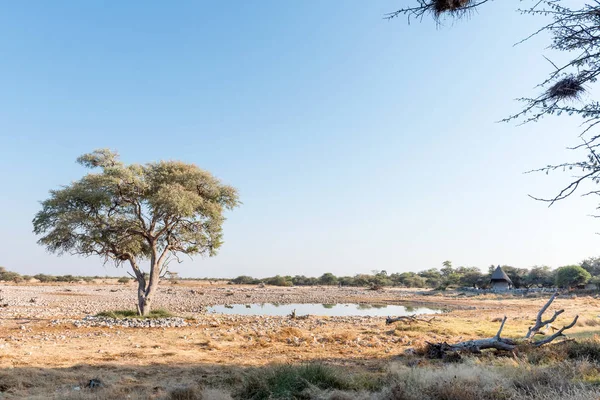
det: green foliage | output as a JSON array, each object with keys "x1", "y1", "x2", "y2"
[
  {"x1": 499, "y1": 266, "x2": 529, "y2": 289},
  {"x1": 33, "y1": 149, "x2": 239, "y2": 264},
  {"x1": 581, "y1": 257, "x2": 600, "y2": 277},
  {"x1": 117, "y1": 277, "x2": 130, "y2": 284},
  {"x1": 55, "y1": 275, "x2": 76, "y2": 283},
  {"x1": 0, "y1": 270, "x2": 22, "y2": 283},
  {"x1": 390, "y1": 272, "x2": 425, "y2": 288},
  {"x1": 96, "y1": 308, "x2": 174, "y2": 319},
  {"x1": 441, "y1": 260, "x2": 453, "y2": 276},
  {"x1": 318, "y1": 272, "x2": 338, "y2": 286},
  {"x1": 524, "y1": 266, "x2": 555, "y2": 288},
  {"x1": 33, "y1": 274, "x2": 56, "y2": 283},
  {"x1": 590, "y1": 275, "x2": 600, "y2": 288},
  {"x1": 556, "y1": 265, "x2": 591, "y2": 288},
  {"x1": 418, "y1": 268, "x2": 443, "y2": 287},
  {"x1": 456, "y1": 267, "x2": 485, "y2": 288},
  {"x1": 263, "y1": 275, "x2": 293, "y2": 287},
  {"x1": 291, "y1": 275, "x2": 317, "y2": 286},
  {"x1": 33, "y1": 149, "x2": 239, "y2": 315}
]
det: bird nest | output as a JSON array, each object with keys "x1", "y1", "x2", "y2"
[
  {"x1": 546, "y1": 76, "x2": 585, "y2": 101},
  {"x1": 432, "y1": 0, "x2": 472, "y2": 17}
]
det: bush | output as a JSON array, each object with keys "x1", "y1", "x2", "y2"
[
  {"x1": 0, "y1": 271, "x2": 22, "y2": 283},
  {"x1": 117, "y1": 277, "x2": 130, "y2": 284},
  {"x1": 566, "y1": 339, "x2": 600, "y2": 363},
  {"x1": 55, "y1": 275, "x2": 76, "y2": 283},
  {"x1": 263, "y1": 275, "x2": 293, "y2": 287},
  {"x1": 33, "y1": 274, "x2": 56, "y2": 283},
  {"x1": 231, "y1": 275, "x2": 259, "y2": 285}
]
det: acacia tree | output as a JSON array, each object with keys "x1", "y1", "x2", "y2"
[
  {"x1": 33, "y1": 149, "x2": 240, "y2": 315},
  {"x1": 389, "y1": 0, "x2": 600, "y2": 210}
]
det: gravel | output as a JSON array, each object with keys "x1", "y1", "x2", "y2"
[{"x1": 0, "y1": 283, "x2": 416, "y2": 320}]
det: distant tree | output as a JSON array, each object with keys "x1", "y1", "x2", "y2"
[
  {"x1": 556, "y1": 265, "x2": 592, "y2": 289},
  {"x1": 418, "y1": 268, "x2": 443, "y2": 288},
  {"x1": 0, "y1": 271, "x2": 22, "y2": 283},
  {"x1": 581, "y1": 257, "x2": 600, "y2": 277},
  {"x1": 499, "y1": 266, "x2": 529, "y2": 289},
  {"x1": 524, "y1": 266, "x2": 555, "y2": 288},
  {"x1": 353, "y1": 274, "x2": 372, "y2": 287},
  {"x1": 456, "y1": 267, "x2": 484, "y2": 288},
  {"x1": 55, "y1": 275, "x2": 76, "y2": 283},
  {"x1": 232, "y1": 275, "x2": 259, "y2": 285},
  {"x1": 318, "y1": 273, "x2": 338, "y2": 286},
  {"x1": 33, "y1": 149, "x2": 239, "y2": 315},
  {"x1": 34, "y1": 274, "x2": 56, "y2": 283},
  {"x1": 391, "y1": 272, "x2": 426, "y2": 288},
  {"x1": 440, "y1": 261, "x2": 453, "y2": 277},
  {"x1": 589, "y1": 275, "x2": 600, "y2": 289},
  {"x1": 337, "y1": 276, "x2": 355, "y2": 286},
  {"x1": 444, "y1": 272, "x2": 461, "y2": 288},
  {"x1": 264, "y1": 275, "x2": 293, "y2": 287},
  {"x1": 291, "y1": 275, "x2": 317, "y2": 286}
]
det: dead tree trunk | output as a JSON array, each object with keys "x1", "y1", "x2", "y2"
[
  {"x1": 397, "y1": 294, "x2": 580, "y2": 357},
  {"x1": 525, "y1": 292, "x2": 564, "y2": 338},
  {"x1": 443, "y1": 316, "x2": 517, "y2": 352},
  {"x1": 386, "y1": 315, "x2": 436, "y2": 325}
]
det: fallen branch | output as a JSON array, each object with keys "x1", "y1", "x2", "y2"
[
  {"x1": 386, "y1": 314, "x2": 436, "y2": 325},
  {"x1": 423, "y1": 294, "x2": 578, "y2": 358},
  {"x1": 440, "y1": 316, "x2": 516, "y2": 352}
]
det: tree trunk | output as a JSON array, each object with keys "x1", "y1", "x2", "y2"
[
  {"x1": 129, "y1": 247, "x2": 165, "y2": 316},
  {"x1": 137, "y1": 279, "x2": 150, "y2": 316},
  {"x1": 139, "y1": 295, "x2": 152, "y2": 316}
]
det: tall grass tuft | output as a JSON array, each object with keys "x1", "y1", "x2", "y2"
[{"x1": 238, "y1": 363, "x2": 381, "y2": 400}]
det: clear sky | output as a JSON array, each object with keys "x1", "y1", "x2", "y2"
[{"x1": 1, "y1": 1, "x2": 598, "y2": 278}]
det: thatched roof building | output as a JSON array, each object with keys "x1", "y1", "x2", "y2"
[{"x1": 490, "y1": 265, "x2": 512, "y2": 291}]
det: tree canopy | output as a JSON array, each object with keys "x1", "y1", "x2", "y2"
[
  {"x1": 33, "y1": 149, "x2": 240, "y2": 315},
  {"x1": 555, "y1": 265, "x2": 591, "y2": 289}
]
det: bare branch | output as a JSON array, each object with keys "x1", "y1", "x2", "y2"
[{"x1": 533, "y1": 315, "x2": 579, "y2": 346}]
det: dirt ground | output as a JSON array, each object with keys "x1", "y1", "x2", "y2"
[{"x1": 0, "y1": 281, "x2": 598, "y2": 398}]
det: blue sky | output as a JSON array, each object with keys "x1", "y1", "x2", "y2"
[{"x1": 1, "y1": 1, "x2": 598, "y2": 278}]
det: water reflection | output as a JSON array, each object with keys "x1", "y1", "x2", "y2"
[{"x1": 208, "y1": 303, "x2": 442, "y2": 317}]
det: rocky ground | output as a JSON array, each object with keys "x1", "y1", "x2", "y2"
[{"x1": 0, "y1": 282, "x2": 432, "y2": 319}]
